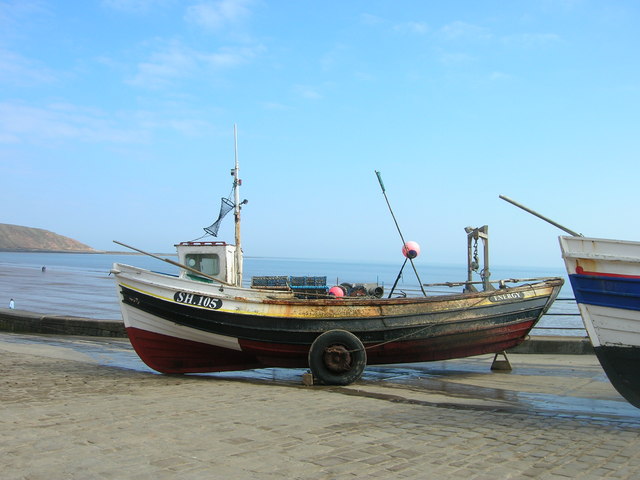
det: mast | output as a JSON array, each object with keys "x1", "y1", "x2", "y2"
[{"x1": 233, "y1": 124, "x2": 243, "y2": 287}]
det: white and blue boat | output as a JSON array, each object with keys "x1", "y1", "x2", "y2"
[{"x1": 560, "y1": 236, "x2": 640, "y2": 408}]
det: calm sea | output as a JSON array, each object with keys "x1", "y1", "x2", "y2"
[{"x1": 0, "y1": 251, "x2": 584, "y2": 336}]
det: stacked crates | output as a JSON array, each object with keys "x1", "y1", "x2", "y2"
[{"x1": 251, "y1": 276, "x2": 328, "y2": 296}]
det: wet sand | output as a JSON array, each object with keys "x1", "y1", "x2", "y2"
[{"x1": 2, "y1": 333, "x2": 640, "y2": 479}]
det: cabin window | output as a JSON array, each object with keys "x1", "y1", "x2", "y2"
[{"x1": 185, "y1": 254, "x2": 220, "y2": 276}]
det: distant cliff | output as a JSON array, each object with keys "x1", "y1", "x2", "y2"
[{"x1": 0, "y1": 223, "x2": 96, "y2": 252}]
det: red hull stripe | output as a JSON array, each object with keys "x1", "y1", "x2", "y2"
[{"x1": 575, "y1": 266, "x2": 640, "y2": 279}]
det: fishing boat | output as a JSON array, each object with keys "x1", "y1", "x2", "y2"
[
  {"x1": 110, "y1": 134, "x2": 563, "y2": 385},
  {"x1": 500, "y1": 195, "x2": 640, "y2": 408},
  {"x1": 559, "y1": 236, "x2": 640, "y2": 408}
]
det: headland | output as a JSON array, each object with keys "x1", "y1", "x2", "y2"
[{"x1": 0, "y1": 223, "x2": 97, "y2": 253}]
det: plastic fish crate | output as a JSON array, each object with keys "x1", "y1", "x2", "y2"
[
  {"x1": 251, "y1": 276, "x2": 289, "y2": 289},
  {"x1": 289, "y1": 276, "x2": 327, "y2": 287}
]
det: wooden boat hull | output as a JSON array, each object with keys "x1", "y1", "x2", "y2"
[
  {"x1": 113, "y1": 263, "x2": 562, "y2": 377},
  {"x1": 560, "y1": 236, "x2": 640, "y2": 408}
]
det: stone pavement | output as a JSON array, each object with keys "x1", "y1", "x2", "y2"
[{"x1": 1, "y1": 334, "x2": 640, "y2": 480}]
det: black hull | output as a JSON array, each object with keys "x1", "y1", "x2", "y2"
[
  {"x1": 594, "y1": 345, "x2": 640, "y2": 408},
  {"x1": 120, "y1": 285, "x2": 551, "y2": 346}
]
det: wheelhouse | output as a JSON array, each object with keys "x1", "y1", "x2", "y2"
[{"x1": 175, "y1": 241, "x2": 239, "y2": 284}]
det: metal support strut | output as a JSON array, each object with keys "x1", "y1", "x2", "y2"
[
  {"x1": 491, "y1": 351, "x2": 512, "y2": 372},
  {"x1": 464, "y1": 225, "x2": 494, "y2": 292}
]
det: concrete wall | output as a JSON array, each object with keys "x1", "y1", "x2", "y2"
[{"x1": 0, "y1": 308, "x2": 126, "y2": 337}]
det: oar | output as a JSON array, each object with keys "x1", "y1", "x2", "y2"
[
  {"x1": 375, "y1": 171, "x2": 427, "y2": 296},
  {"x1": 499, "y1": 195, "x2": 582, "y2": 237},
  {"x1": 113, "y1": 240, "x2": 234, "y2": 286}
]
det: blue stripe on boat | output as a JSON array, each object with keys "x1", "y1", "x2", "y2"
[{"x1": 569, "y1": 274, "x2": 640, "y2": 311}]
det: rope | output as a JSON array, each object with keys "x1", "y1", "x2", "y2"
[{"x1": 188, "y1": 232, "x2": 210, "y2": 242}]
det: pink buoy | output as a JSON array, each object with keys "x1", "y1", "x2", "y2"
[
  {"x1": 328, "y1": 286, "x2": 345, "y2": 297},
  {"x1": 402, "y1": 241, "x2": 420, "y2": 259}
]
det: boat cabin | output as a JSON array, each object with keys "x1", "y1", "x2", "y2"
[{"x1": 175, "y1": 241, "x2": 239, "y2": 285}]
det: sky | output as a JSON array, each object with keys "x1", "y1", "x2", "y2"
[{"x1": 1, "y1": 0, "x2": 639, "y2": 269}]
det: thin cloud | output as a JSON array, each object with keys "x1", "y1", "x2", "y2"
[
  {"x1": 489, "y1": 71, "x2": 512, "y2": 81},
  {"x1": 261, "y1": 101, "x2": 291, "y2": 111},
  {"x1": 502, "y1": 33, "x2": 562, "y2": 47},
  {"x1": 353, "y1": 71, "x2": 375, "y2": 82},
  {"x1": 360, "y1": 14, "x2": 428, "y2": 35},
  {"x1": 101, "y1": 0, "x2": 169, "y2": 13},
  {"x1": 294, "y1": 85, "x2": 322, "y2": 100},
  {"x1": 438, "y1": 22, "x2": 559, "y2": 49},
  {"x1": 439, "y1": 21, "x2": 493, "y2": 41},
  {"x1": 0, "y1": 0, "x2": 50, "y2": 25},
  {"x1": 201, "y1": 45, "x2": 261, "y2": 67},
  {"x1": 133, "y1": 109, "x2": 214, "y2": 137},
  {"x1": 437, "y1": 51, "x2": 476, "y2": 66},
  {"x1": 0, "y1": 48, "x2": 57, "y2": 86},
  {"x1": 129, "y1": 42, "x2": 197, "y2": 89},
  {"x1": 185, "y1": 0, "x2": 253, "y2": 32},
  {"x1": 0, "y1": 101, "x2": 146, "y2": 144},
  {"x1": 320, "y1": 43, "x2": 349, "y2": 72},
  {"x1": 128, "y1": 40, "x2": 264, "y2": 89},
  {"x1": 0, "y1": 1, "x2": 52, "y2": 51},
  {"x1": 360, "y1": 13, "x2": 384, "y2": 27},
  {"x1": 394, "y1": 21, "x2": 429, "y2": 35}
]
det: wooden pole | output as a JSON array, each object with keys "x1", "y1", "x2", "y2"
[
  {"x1": 499, "y1": 195, "x2": 582, "y2": 237},
  {"x1": 233, "y1": 124, "x2": 243, "y2": 287}
]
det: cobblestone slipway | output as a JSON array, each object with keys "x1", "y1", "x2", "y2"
[{"x1": 1, "y1": 335, "x2": 639, "y2": 480}]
